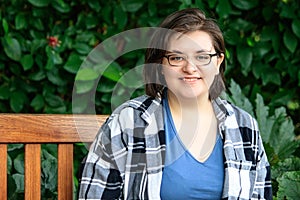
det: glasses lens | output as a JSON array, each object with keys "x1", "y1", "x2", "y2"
[
  {"x1": 168, "y1": 55, "x2": 186, "y2": 66},
  {"x1": 195, "y1": 54, "x2": 211, "y2": 65},
  {"x1": 166, "y1": 53, "x2": 217, "y2": 66}
]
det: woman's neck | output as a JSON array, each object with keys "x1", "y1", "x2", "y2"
[
  {"x1": 166, "y1": 91, "x2": 218, "y2": 162},
  {"x1": 167, "y1": 91, "x2": 213, "y2": 116}
]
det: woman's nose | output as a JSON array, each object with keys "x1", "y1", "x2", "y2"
[{"x1": 182, "y1": 59, "x2": 197, "y2": 73}]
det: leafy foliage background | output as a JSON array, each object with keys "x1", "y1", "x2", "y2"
[{"x1": 1, "y1": 0, "x2": 299, "y2": 199}]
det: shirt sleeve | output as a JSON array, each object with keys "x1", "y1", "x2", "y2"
[
  {"x1": 78, "y1": 116, "x2": 124, "y2": 200},
  {"x1": 252, "y1": 132, "x2": 273, "y2": 200}
]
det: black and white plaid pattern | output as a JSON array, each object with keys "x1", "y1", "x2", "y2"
[{"x1": 79, "y1": 95, "x2": 272, "y2": 200}]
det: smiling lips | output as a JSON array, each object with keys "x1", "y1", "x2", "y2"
[{"x1": 179, "y1": 77, "x2": 201, "y2": 82}]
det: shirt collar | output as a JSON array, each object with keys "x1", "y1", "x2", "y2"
[{"x1": 212, "y1": 97, "x2": 232, "y2": 123}]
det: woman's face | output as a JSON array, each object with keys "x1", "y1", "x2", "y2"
[{"x1": 161, "y1": 30, "x2": 224, "y2": 101}]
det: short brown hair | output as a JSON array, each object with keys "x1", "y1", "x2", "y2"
[{"x1": 143, "y1": 8, "x2": 226, "y2": 100}]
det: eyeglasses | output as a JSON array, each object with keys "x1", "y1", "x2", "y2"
[{"x1": 163, "y1": 53, "x2": 219, "y2": 67}]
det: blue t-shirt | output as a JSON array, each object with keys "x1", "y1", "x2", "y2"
[{"x1": 160, "y1": 97, "x2": 224, "y2": 200}]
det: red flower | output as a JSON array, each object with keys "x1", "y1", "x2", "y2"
[{"x1": 47, "y1": 36, "x2": 61, "y2": 48}]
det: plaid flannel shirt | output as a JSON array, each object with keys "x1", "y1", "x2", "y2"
[{"x1": 79, "y1": 95, "x2": 272, "y2": 200}]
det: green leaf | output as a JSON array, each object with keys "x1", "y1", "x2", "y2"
[
  {"x1": 298, "y1": 71, "x2": 300, "y2": 86},
  {"x1": 237, "y1": 46, "x2": 253, "y2": 76},
  {"x1": 207, "y1": 0, "x2": 217, "y2": 8},
  {"x1": 47, "y1": 69, "x2": 67, "y2": 86},
  {"x1": 262, "y1": 6, "x2": 274, "y2": 21},
  {"x1": 292, "y1": 19, "x2": 300, "y2": 38},
  {"x1": 45, "y1": 56, "x2": 54, "y2": 70},
  {"x1": 31, "y1": 39, "x2": 47, "y2": 53},
  {"x1": 269, "y1": 107, "x2": 298, "y2": 159},
  {"x1": 30, "y1": 94, "x2": 45, "y2": 111},
  {"x1": 3, "y1": 36, "x2": 22, "y2": 61},
  {"x1": 148, "y1": 1, "x2": 157, "y2": 16},
  {"x1": 277, "y1": 171, "x2": 300, "y2": 200},
  {"x1": 230, "y1": 18, "x2": 254, "y2": 31},
  {"x1": 45, "y1": 105, "x2": 66, "y2": 114},
  {"x1": 15, "y1": 13, "x2": 27, "y2": 30},
  {"x1": 272, "y1": 157, "x2": 300, "y2": 180},
  {"x1": 280, "y1": 4, "x2": 296, "y2": 19},
  {"x1": 121, "y1": 0, "x2": 144, "y2": 12},
  {"x1": 260, "y1": 26, "x2": 274, "y2": 42},
  {"x1": 0, "y1": 85, "x2": 10, "y2": 100},
  {"x1": 227, "y1": 79, "x2": 254, "y2": 116},
  {"x1": 102, "y1": 62, "x2": 123, "y2": 82},
  {"x1": 12, "y1": 174, "x2": 24, "y2": 193},
  {"x1": 75, "y1": 80, "x2": 96, "y2": 94},
  {"x1": 85, "y1": 15, "x2": 98, "y2": 29},
  {"x1": 8, "y1": 144, "x2": 23, "y2": 151},
  {"x1": 72, "y1": 94, "x2": 89, "y2": 113},
  {"x1": 76, "y1": 68, "x2": 99, "y2": 81},
  {"x1": 41, "y1": 149, "x2": 57, "y2": 192},
  {"x1": 255, "y1": 94, "x2": 274, "y2": 142},
  {"x1": 63, "y1": 53, "x2": 82, "y2": 74},
  {"x1": 97, "y1": 80, "x2": 115, "y2": 93},
  {"x1": 2, "y1": 18, "x2": 9, "y2": 34},
  {"x1": 7, "y1": 154, "x2": 12, "y2": 175},
  {"x1": 28, "y1": 0, "x2": 50, "y2": 7},
  {"x1": 51, "y1": 0, "x2": 71, "y2": 13},
  {"x1": 271, "y1": 33, "x2": 280, "y2": 53},
  {"x1": 119, "y1": 66, "x2": 143, "y2": 88},
  {"x1": 73, "y1": 43, "x2": 92, "y2": 55},
  {"x1": 216, "y1": 0, "x2": 231, "y2": 18},
  {"x1": 20, "y1": 54, "x2": 34, "y2": 71},
  {"x1": 29, "y1": 70, "x2": 46, "y2": 81},
  {"x1": 44, "y1": 93, "x2": 64, "y2": 107},
  {"x1": 10, "y1": 91, "x2": 26, "y2": 112},
  {"x1": 231, "y1": 0, "x2": 258, "y2": 10},
  {"x1": 255, "y1": 42, "x2": 271, "y2": 57},
  {"x1": 261, "y1": 70, "x2": 281, "y2": 86},
  {"x1": 224, "y1": 29, "x2": 240, "y2": 45},
  {"x1": 88, "y1": 0, "x2": 101, "y2": 12},
  {"x1": 114, "y1": 5, "x2": 128, "y2": 30},
  {"x1": 283, "y1": 30, "x2": 298, "y2": 53},
  {"x1": 13, "y1": 153, "x2": 24, "y2": 174}
]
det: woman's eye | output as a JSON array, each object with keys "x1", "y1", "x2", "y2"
[
  {"x1": 196, "y1": 55, "x2": 209, "y2": 60},
  {"x1": 170, "y1": 56, "x2": 184, "y2": 61}
]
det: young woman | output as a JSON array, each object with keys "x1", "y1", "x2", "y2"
[{"x1": 79, "y1": 8, "x2": 272, "y2": 200}]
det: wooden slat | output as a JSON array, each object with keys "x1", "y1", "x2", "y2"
[
  {"x1": 0, "y1": 114, "x2": 107, "y2": 143},
  {"x1": 0, "y1": 144, "x2": 7, "y2": 200},
  {"x1": 58, "y1": 144, "x2": 74, "y2": 200},
  {"x1": 25, "y1": 144, "x2": 41, "y2": 200}
]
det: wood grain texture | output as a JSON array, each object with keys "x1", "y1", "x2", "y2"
[
  {"x1": 58, "y1": 144, "x2": 74, "y2": 200},
  {"x1": 0, "y1": 144, "x2": 7, "y2": 200},
  {"x1": 25, "y1": 144, "x2": 41, "y2": 200},
  {"x1": 0, "y1": 114, "x2": 108, "y2": 143},
  {"x1": 0, "y1": 114, "x2": 108, "y2": 199}
]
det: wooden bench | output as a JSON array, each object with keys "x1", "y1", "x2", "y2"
[{"x1": 0, "y1": 114, "x2": 108, "y2": 200}]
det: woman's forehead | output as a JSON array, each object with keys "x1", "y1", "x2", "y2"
[{"x1": 167, "y1": 30, "x2": 214, "y2": 52}]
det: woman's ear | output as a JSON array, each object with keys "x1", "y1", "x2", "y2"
[
  {"x1": 160, "y1": 64, "x2": 164, "y2": 75},
  {"x1": 215, "y1": 53, "x2": 224, "y2": 73},
  {"x1": 217, "y1": 53, "x2": 225, "y2": 67}
]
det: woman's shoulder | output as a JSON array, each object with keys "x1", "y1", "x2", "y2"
[
  {"x1": 112, "y1": 95, "x2": 161, "y2": 114},
  {"x1": 105, "y1": 95, "x2": 162, "y2": 126},
  {"x1": 215, "y1": 98, "x2": 259, "y2": 130}
]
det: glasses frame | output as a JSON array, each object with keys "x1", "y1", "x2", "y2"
[{"x1": 163, "y1": 53, "x2": 219, "y2": 67}]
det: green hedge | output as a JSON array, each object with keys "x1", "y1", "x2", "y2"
[{"x1": 1, "y1": 0, "x2": 299, "y2": 199}]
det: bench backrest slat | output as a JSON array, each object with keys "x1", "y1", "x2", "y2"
[
  {"x1": 25, "y1": 144, "x2": 41, "y2": 199},
  {"x1": 0, "y1": 114, "x2": 107, "y2": 143},
  {"x1": 0, "y1": 144, "x2": 7, "y2": 200},
  {"x1": 0, "y1": 114, "x2": 107, "y2": 200}
]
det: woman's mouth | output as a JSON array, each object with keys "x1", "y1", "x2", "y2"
[{"x1": 179, "y1": 77, "x2": 201, "y2": 82}]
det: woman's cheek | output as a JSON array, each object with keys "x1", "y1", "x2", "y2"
[{"x1": 201, "y1": 66, "x2": 219, "y2": 87}]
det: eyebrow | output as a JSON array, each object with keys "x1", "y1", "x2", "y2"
[{"x1": 166, "y1": 49, "x2": 212, "y2": 54}]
